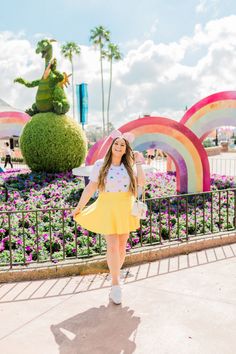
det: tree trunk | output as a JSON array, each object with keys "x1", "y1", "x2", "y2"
[
  {"x1": 100, "y1": 43, "x2": 105, "y2": 137},
  {"x1": 71, "y1": 57, "x2": 76, "y2": 120},
  {"x1": 107, "y1": 58, "x2": 112, "y2": 135}
]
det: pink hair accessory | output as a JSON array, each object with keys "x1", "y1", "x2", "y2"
[{"x1": 109, "y1": 130, "x2": 135, "y2": 143}]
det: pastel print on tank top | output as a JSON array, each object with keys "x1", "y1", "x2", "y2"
[{"x1": 89, "y1": 159, "x2": 136, "y2": 192}]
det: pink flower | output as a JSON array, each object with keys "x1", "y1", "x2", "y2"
[{"x1": 26, "y1": 254, "x2": 32, "y2": 262}]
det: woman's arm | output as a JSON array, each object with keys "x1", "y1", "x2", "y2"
[
  {"x1": 72, "y1": 181, "x2": 98, "y2": 218},
  {"x1": 136, "y1": 164, "x2": 146, "y2": 187},
  {"x1": 134, "y1": 151, "x2": 146, "y2": 187}
]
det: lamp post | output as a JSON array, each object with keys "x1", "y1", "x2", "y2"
[{"x1": 215, "y1": 128, "x2": 219, "y2": 146}]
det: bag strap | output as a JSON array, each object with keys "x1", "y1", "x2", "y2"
[
  {"x1": 137, "y1": 186, "x2": 146, "y2": 202},
  {"x1": 142, "y1": 187, "x2": 146, "y2": 202}
]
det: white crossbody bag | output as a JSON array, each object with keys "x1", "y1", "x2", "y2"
[{"x1": 131, "y1": 189, "x2": 148, "y2": 220}]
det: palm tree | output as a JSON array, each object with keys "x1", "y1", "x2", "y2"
[
  {"x1": 105, "y1": 43, "x2": 122, "y2": 134},
  {"x1": 90, "y1": 26, "x2": 110, "y2": 137},
  {"x1": 61, "y1": 42, "x2": 81, "y2": 120}
]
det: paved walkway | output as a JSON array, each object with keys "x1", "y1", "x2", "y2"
[{"x1": 0, "y1": 244, "x2": 236, "y2": 354}]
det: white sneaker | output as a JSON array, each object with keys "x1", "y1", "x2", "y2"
[{"x1": 109, "y1": 285, "x2": 122, "y2": 305}]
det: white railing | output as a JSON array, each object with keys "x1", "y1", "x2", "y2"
[
  {"x1": 208, "y1": 157, "x2": 236, "y2": 177},
  {"x1": 147, "y1": 155, "x2": 236, "y2": 177},
  {"x1": 0, "y1": 162, "x2": 29, "y2": 171},
  {"x1": 148, "y1": 158, "x2": 167, "y2": 172},
  {"x1": 1, "y1": 156, "x2": 236, "y2": 177}
]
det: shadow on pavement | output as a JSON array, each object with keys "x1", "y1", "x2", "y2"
[
  {"x1": 50, "y1": 302, "x2": 140, "y2": 354},
  {"x1": 0, "y1": 244, "x2": 235, "y2": 303}
]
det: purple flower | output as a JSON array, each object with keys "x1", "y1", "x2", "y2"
[
  {"x1": 126, "y1": 243, "x2": 131, "y2": 251},
  {"x1": 0, "y1": 243, "x2": 5, "y2": 252}
]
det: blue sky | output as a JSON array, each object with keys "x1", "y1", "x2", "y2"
[
  {"x1": 1, "y1": 0, "x2": 236, "y2": 127},
  {"x1": 1, "y1": 0, "x2": 235, "y2": 49}
]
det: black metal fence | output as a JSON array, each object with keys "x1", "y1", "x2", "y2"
[{"x1": 0, "y1": 188, "x2": 236, "y2": 268}]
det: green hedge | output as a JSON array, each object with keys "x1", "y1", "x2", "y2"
[{"x1": 20, "y1": 112, "x2": 87, "y2": 172}]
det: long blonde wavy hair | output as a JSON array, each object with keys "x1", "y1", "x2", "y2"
[{"x1": 97, "y1": 138, "x2": 137, "y2": 195}]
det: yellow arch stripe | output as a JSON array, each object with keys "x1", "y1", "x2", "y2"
[{"x1": 186, "y1": 100, "x2": 236, "y2": 129}]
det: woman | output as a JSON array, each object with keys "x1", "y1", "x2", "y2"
[
  {"x1": 4, "y1": 142, "x2": 13, "y2": 169},
  {"x1": 72, "y1": 130, "x2": 146, "y2": 305}
]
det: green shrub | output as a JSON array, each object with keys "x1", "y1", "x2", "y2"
[
  {"x1": 203, "y1": 138, "x2": 214, "y2": 148},
  {"x1": 20, "y1": 112, "x2": 87, "y2": 172}
]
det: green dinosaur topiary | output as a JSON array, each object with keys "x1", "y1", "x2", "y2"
[
  {"x1": 14, "y1": 39, "x2": 71, "y2": 116},
  {"x1": 20, "y1": 112, "x2": 87, "y2": 172}
]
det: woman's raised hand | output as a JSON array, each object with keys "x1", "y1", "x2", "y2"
[{"x1": 133, "y1": 151, "x2": 145, "y2": 163}]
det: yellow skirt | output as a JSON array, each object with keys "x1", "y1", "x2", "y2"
[{"x1": 74, "y1": 192, "x2": 140, "y2": 235}]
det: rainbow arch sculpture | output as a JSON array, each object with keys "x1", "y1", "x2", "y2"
[
  {"x1": 86, "y1": 117, "x2": 210, "y2": 194},
  {"x1": 180, "y1": 91, "x2": 236, "y2": 141},
  {"x1": 0, "y1": 111, "x2": 30, "y2": 138},
  {"x1": 166, "y1": 90, "x2": 236, "y2": 172}
]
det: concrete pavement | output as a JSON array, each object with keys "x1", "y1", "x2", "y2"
[{"x1": 0, "y1": 244, "x2": 236, "y2": 354}]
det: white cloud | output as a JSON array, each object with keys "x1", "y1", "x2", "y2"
[
  {"x1": 144, "y1": 18, "x2": 159, "y2": 39},
  {"x1": 111, "y1": 15, "x2": 236, "y2": 121},
  {"x1": 196, "y1": 0, "x2": 208, "y2": 13},
  {"x1": 120, "y1": 18, "x2": 159, "y2": 52},
  {"x1": 1, "y1": 15, "x2": 236, "y2": 130},
  {"x1": 195, "y1": 0, "x2": 220, "y2": 15}
]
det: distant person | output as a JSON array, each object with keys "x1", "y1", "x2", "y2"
[
  {"x1": 4, "y1": 142, "x2": 13, "y2": 169},
  {"x1": 156, "y1": 149, "x2": 165, "y2": 159},
  {"x1": 146, "y1": 148, "x2": 155, "y2": 165}
]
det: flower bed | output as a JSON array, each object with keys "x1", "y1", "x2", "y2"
[{"x1": 0, "y1": 168, "x2": 236, "y2": 265}]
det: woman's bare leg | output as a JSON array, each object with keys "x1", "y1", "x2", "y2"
[
  {"x1": 118, "y1": 234, "x2": 129, "y2": 269},
  {"x1": 104, "y1": 234, "x2": 120, "y2": 286}
]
